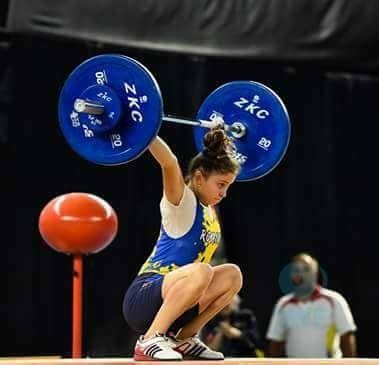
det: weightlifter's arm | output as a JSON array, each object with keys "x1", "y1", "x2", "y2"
[{"x1": 149, "y1": 136, "x2": 185, "y2": 205}]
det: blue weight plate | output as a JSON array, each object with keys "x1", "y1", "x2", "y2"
[
  {"x1": 58, "y1": 54, "x2": 163, "y2": 165},
  {"x1": 194, "y1": 81, "x2": 291, "y2": 181}
]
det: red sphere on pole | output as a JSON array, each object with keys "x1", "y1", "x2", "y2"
[
  {"x1": 38, "y1": 192, "x2": 118, "y2": 358},
  {"x1": 39, "y1": 192, "x2": 118, "y2": 255}
]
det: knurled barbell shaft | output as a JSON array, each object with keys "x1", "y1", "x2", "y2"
[
  {"x1": 163, "y1": 115, "x2": 224, "y2": 129},
  {"x1": 163, "y1": 115, "x2": 246, "y2": 138}
]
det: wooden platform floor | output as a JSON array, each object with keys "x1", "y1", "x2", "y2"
[{"x1": 1, "y1": 358, "x2": 379, "y2": 365}]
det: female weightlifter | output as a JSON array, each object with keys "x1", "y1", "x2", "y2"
[{"x1": 123, "y1": 128, "x2": 243, "y2": 361}]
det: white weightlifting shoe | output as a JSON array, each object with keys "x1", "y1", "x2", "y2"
[
  {"x1": 173, "y1": 334, "x2": 224, "y2": 360},
  {"x1": 134, "y1": 333, "x2": 183, "y2": 361}
]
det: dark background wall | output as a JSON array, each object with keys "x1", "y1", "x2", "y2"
[{"x1": 2, "y1": 0, "x2": 377, "y2": 358}]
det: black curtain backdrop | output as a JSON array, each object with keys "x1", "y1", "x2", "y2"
[
  {"x1": 0, "y1": 1, "x2": 9, "y2": 28},
  {"x1": 6, "y1": 0, "x2": 379, "y2": 71},
  {"x1": 3, "y1": 35, "x2": 376, "y2": 358}
]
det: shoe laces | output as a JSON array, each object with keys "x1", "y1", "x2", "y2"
[
  {"x1": 190, "y1": 334, "x2": 212, "y2": 350},
  {"x1": 144, "y1": 332, "x2": 175, "y2": 351}
]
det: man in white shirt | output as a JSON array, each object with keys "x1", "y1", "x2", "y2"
[{"x1": 266, "y1": 253, "x2": 357, "y2": 358}]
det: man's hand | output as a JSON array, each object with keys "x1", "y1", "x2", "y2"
[
  {"x1": 341, "y1": 331, "x2": 357, "y2": 357},
  {"x1": 267, "y1": 340, "x2": 285, "y2": 357}
]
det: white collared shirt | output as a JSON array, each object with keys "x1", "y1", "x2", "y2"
[{"x1": 266, "y1": 286, "x2": 357, "y2": 358}]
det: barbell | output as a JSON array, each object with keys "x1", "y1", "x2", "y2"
[{"x1": 58, "y1": 54, "x2": 291, "y2": 181}]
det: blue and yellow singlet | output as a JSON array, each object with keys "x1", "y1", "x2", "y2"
[{"x1": 138, "y1": 198, "x2": 221, "y2": 280}]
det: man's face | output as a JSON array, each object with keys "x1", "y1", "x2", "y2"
[{"x1": 290, "y1": 259, "x2": 317, "y2": 289}]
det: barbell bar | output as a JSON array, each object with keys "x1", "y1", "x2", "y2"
[{"x1": 58, "y1": 54, "x2": 291, "y2": 181}]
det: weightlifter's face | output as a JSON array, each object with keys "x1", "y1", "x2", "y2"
[{"x1": 196, "y1": 171, "x2": 236, "y2": 206}]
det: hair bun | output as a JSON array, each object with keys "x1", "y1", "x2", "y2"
[{"x1": 203, "y1": 129, "x2": 230, "y2": 158}]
